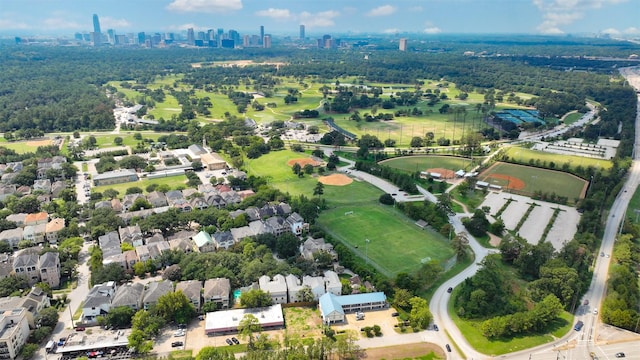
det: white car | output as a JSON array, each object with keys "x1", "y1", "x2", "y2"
[{"x1": 174, "y1": 330, "x2": 185, "y2": 337}]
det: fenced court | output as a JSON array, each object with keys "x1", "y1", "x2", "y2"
[{"x1": 318, "y1": 204, "x2": 454, "y2": 277}]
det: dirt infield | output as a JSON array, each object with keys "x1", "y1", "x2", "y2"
[
  {"x1": 26, "y1": 139, "x2": 52, "y2": 147},
  {"x1": 318, "y1": 173, "x2": 353, "y2": 186},
  {"x1": 287, "y1": 158, "x2": 322, "y2": 167},
  {"x1": 426, "y1": 167, "x2": 455, "y2": 179},
  {"x1": 486, "y1": 173, "x2": 526, "y2": 190}
]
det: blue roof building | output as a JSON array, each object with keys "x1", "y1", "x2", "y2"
[{"x1": 318, "y1": 292, "x2": 387, "y2": 324}]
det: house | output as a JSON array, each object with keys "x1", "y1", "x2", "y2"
[
  {"x1": 318, "y1": 292, "x2": 387, "y2": 324},
  {"x1": 24, "y1": 212, "x2": 48, "y2": 226},
  {"x1": 168, "y1": 238, "x2": 194, "y2": 253},
  {"x1": 119, "y1": 225, "x2": 143, "y2": 247},
  {"x1": 0, "y1": 287, "x2": 50, "y2": 320},
  {"x1": 123, "y1": 250, "x2": 138, "y2": 270},
  {"x1": 111, "y1": 283, "x2": 144, "y2": 311},
  {"x1": 143, "y1": 280, "x2": 173, "y2": 310},
  {"x1": 98, "y1": 231, "x2": 122, "y2": 258},
  {"x1": 0, "y1": 184, "x2": 16, "y2": 202},
  {"x1": 38, "y1": 252, "x2": 61, "y2": 288},
  {"x1": 244, "y1": 207, "x2": 261, "y2": 221},
  {"x1": 0, "y1": 308, "x2": 31, "y2": 359},
  {"x1": 94, "y1": 200, "x2": 112, "y2": 210},
  {"x1": 122, "y1": 193, "x2": 145, "y2": 213},
  {"x1": 286, "y1": 212, "x2": 304, "y2": 235},
  {"x1": 32, "y1": 179, "x2": 52, "y2": 193},
  {"x1": 285, "y1": 274, "x2": 304, "y2": 303},
  {"x1": 146, "y1": 191, "x2": 168, "y2": 208},
  {"x1": 324, "y1": 270, "x2": 342, "y2": 296},
  {"x1": 190, "y1": 196, "x2": 208, "y2": 210},
  {"x1": 111, "y1": 198, "x2": 123, "y2": 213},
  {"x1": 15, "y1": 185, "x2": 30, "y2": 196},
  {"x1": 12, "y1": 254, "x2": 40, "y2": 285},
  {"x1": 302, "y1": 276, "x2": 326, "y2": 300},
  {"x1": 203, "y1": 278, "x2": 231, "y2": 309},
  {"x1": 176, "y1": 280, "x2": 203, "y2": 312},
  {"x1": 4, "y1": 213, "x2": 25, "y2": 227},
  {"x1": 230, "y1": 226, "x2": 254, "y2": 243},
  {"x1": 82, "y1": 282, "x2": 117, "y2": 324},
  {"x1": 50, "y1": 181, "x2": 66, "y2": 197},
  {"x1": 248, "y1": 220, "x2": 269, "y2": 238},
  {"x1": 258, "y1": 275, "x2": 288, "y2": 304},
  {"x1": 45, "y1": 218, "x2": 66, "y2": 244},
  {"x1": 212, "y1": 231, "x2": 234, "y2": 250},
  {"x1": 265, "y1": 217, "x2": 289, "y2": 236},
  {"x1": 192, "y1": 231, "x2": 215, "y2": 253},
  {"x1": 145, "y1": 232, "x2": 165, "y2": 245},
  {"x1": 93, "y1": 169, "x2": 138, "y2": 186},
  {"x1": 300, "y1": 237, "x2": 337, "y2": 262},
  {"x1": 200, "y1": 152, "x2": 227, "y2": 170},
  {"x1": 0, "y1": 228, "x2": 23, "y2": 248},
  {"x1": 22, "y1": 224, "x2": 46, "y2": 244},
  {"x1": 135, "y1": 245, "x2": 150, "y2": 262}
]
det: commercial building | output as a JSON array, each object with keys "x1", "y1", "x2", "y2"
[
  {"x1": 319, "y1": 292, "x2": 387, "y2": 324},
  {"x1": 399, "y1": 38, "x2": 407, "y2": 51},
  {"x1": 204, "y1": 304, "x2": 284, "y2": 335},
  {"x1": 93, "y1": 169, "x2": 138, "y2": 186},
  {"x1": 200, "y1": 153, "x2": 227, "y2": 170},
  {"x1": 0, "y1": 308, "x2": 30, "y2": 359}
]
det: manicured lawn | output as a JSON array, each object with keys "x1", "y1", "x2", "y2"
[
  {"x1": 93, "y1": 132, "x2": 167, "y2": 148},
  {"x1": 626, "y1": 186, "x2": 640, "y2": 221},
  {"x1": 449, "y1": 295, "x2": 573, "y2": 356},
  {"x1": 244, "y1": 149, "x2": 321, "y2": 196},
  {"x1": 380, "y1": 156, "x2": 474, "y2": 173},
  {"x1": 318, "y1": 203, "x2": 454, "y2": 277},
  {"x1": 1, "y1": 140, "x2": 49, "y2": 154},
  {"x1": 92, "y1": 175, "x2": 188, "y2": 196},
  {"x1": 504, "y1": 146, "x2": 612, "y2": 172},
  {"x1": 480, "y1": 162, "x2": 588, "y2": 200},
  {"x1": 563, "y1": 112, "x2": 582, "y2": 125}
]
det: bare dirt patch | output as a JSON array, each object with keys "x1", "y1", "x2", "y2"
[
  {"x1": 287, "y1": 158, "x2": 323, "y2": 167},
  {"x1": 486, "y1": 173, "x2": 526, "y2": 190},
  {"x1": 365, "y1": 342, "x2": 444, "y2": 359},
  {"x1": 26, "y1": 139, "x2": 52, "y2": 147},
  {"x1": 426, "y1": 167, "x2": 455, "y2": 179},
  {"x1": 318, "y1": 174, "x2": 353, "y2": 186}
]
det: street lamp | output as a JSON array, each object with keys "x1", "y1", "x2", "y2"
[{"x1": 365, "y1": 239, "x2": 370, "y2": 265}]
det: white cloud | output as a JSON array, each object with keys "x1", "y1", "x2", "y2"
[
  {"x1": 533, "y1": 0, "x2": 629, "y2": 34},
  {"x1": 383, "y1": 28, "x2": 400, "y2": 34},
  {"x1": 409, "y1": 6, "x2": 424, "y2": 12},
  {"x1": 167, "y1": 0, "x2": 242, "y2": 13},
  {"x1": 424, "y1": 26, "x2": 442, "y2": 34},
  {"x1": 299, "y1": 10, "x2": 340, "y2": 28},
  {"x1": 42, "y1": 17, "x2": 82, "y2": 30},
  {"x1": 101, "y1": 17, "x2": 132, "y2": 29},
  {"x1": 601, "y1": 28, "x2": 620, "y2": 35},
  {"x1": 0, "y1": 18, "x2": 29, "y2": 30},
  {"x1": 367, "y1": 5, "x2": 396, "y2": 17},
  {"x1": 623, "y1": 27, "x2": 640, "y2": 34},
  {"x1": 255, "y1": 8, "x2": 293, "y2": 20},
  {"x1": 167, "y1": 23, "x2": 208, "y2": 31}
]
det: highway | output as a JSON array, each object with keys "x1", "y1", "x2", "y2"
[{"x1": 430, "y1": 66, "x2": 640, "y2": 360}]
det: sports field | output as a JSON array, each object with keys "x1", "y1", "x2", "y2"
[
  {"x1": 504, "y1": 147, "x2": 612, "y2": 171},
  {"x1": 380, "y1": 156, "x2": 473, "y2": 173},
  {"x1": 244, "y1": 149, "x2": 319, "y2": 196},
  {"x1": 319, "y1": 202, "x2": 454, "y2": 276},
  {"x1": 480, "y1": 162, "x2": 588, "y2": 200}
]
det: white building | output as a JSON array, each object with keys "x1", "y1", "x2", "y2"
[{"x1": 0, "y1": 308, "x2": 31, "y2": 359}]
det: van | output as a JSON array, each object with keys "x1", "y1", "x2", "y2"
[
  {"x1": 45, "y1": 340, "x2": 56, "y2": 353},
  {"x1": 574, "y1": 320, "x2": 584, "y2": 331}
]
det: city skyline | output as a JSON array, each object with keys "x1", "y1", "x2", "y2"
[{"x1": 0, "y1": 0, "x2": 638, "y2": 38}]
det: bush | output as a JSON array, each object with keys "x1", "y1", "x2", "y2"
[{"x1": 379, "y1": 193, "x2": 395, "y2": 205}]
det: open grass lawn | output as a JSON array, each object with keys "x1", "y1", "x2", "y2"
[
  {"x1": 93, "y1": 132, "x2": 167, "y2": 148},
  {"x1": 480, "y1": 162, "x2": 587, "y2": 200},
  {"x1": 0, "y1": 141, "x2": 43, "y2": 154},
  {"x1": 504, "y1": 146, "x2": 612, "y2": 172},
  {"x1": 364, "y1": 343, "x2": 444, "y2": 360},
  {"x1": 626, "y1": 186, "x2": 640, "y2": 220},
  {"x1": 449, "y1": 298, "x2": 573, "y2": 356},
  {"x1": 244, "y1": 149, "x2": 320, "y2": 196},
  {"x1": 283, "y1": 307, "x2": 323, "y2": 338},
  {"x1": 92, "y1": 175, "x2": 188, "y2": 196},
  {"x1": 318, "y1": 203, "x2": 454, "y2": 276},
  {"x1": 380, "y1": 156, "x2": 474, "y2": 173},
  {"x1": 563, "y1": 112, "x2": 582, "y2": 125}
]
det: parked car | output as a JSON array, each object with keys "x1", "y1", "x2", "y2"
[
  {"x1": 226, "y1": 338, "x2": 233, "y2": 345},
  {"x1": 174, "y1": 330, "x2": 185, "y2": 337},
  {"x1": 447, "y1": 287, "x2": 453, "y2": 293},
  {"x1": 75, "y1": 326, "x2": 85, "y2": 331},
  {"x1": 231, "y1": 337, "x2": 239, "y2": 345},
  {"x1": 615, "y1": 353, "x2": 625, "y2": 358},
  {"x1": 446, "y1": 344, "x2": 452, "y2": 352},
  {"x1": 391, "y1": 312, "x2": 399, "y2": 317},
  {"x1": 584, "y1": 299, "x2": 590, "y2": 305},
  {"x1": 574, "y1": 320, "x2": 584, "y2": 331},
  {"x1": 433, "y1": 324, "x2": 439, "y2": 331},
  {"x1": 593, "y1": 309, "x2": 598, "y2": 315},
  {"x1": 171, "y1": 341, "x2": 183, "y2": 348}
]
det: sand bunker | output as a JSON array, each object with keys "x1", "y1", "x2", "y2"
[{"x1": 318, "y1": 174, "x2": 353, "y2": 186}]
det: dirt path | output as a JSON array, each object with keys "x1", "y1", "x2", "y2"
[{"x1": 453, "y1": 199, "x2": 470, "y2": 214}]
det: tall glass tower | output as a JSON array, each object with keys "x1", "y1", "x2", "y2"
[{"x1": 93, "y1": 14, "x2": 101, "y2": 34}]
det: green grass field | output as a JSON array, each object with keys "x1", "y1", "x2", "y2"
[
  {"x1": 480, "y1": 162, "x2": 587, "y2": 200},
  {"x1": 244, "y1": 149, "x2": 319, "y2": 197},
  {"x1": 380, "y1": 156, "x2": 474, "y2": 173},
  {"x1": 92, "y1": 174, "x2": 188, "y2": 196},
  {"x1": 0, "y1": 141, "x2": 45, "y2": 154},
  {"x1": 93, "y1": 132, "x2": 167, "y2": 148},
  {"x1": 504, "y1": 147, "x2": 612, "y2": 172},
  {"x1": 318, "y1": 203, "x2": 454, "y2": 277},
  {"x1": 563, "y1": 112, "x2": 582, "y2": 125}
]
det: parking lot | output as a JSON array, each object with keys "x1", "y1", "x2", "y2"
[{"x1": 331, "y1": 308, "x2": 400, "y2": 336}]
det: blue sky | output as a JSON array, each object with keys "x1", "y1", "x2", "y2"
[{"x1": 0, "y1": 0, "x2": 638, "y2": 37}]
